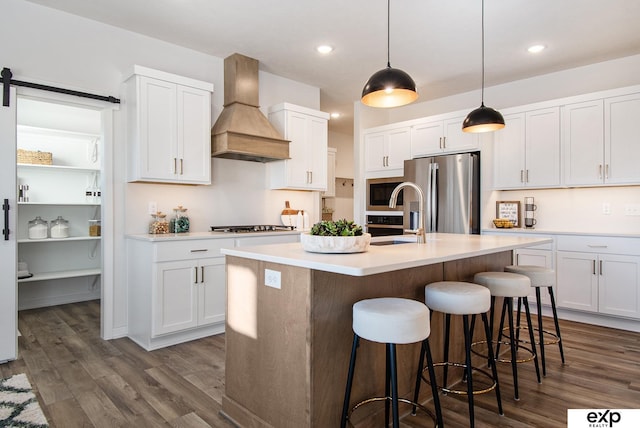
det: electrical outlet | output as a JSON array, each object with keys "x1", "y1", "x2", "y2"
[
  {"x1": 265, "y1": 269, "x2": 281, "y2": 289},
  {"x1": 624, "y1": 203, "x2": 640, "y2": 216},
  {"x1": 148, "y1": 201, "x2": 157, "y2": 215},
  {"x1": 602, "y1": 202, "x2": 611, "y2": 215}
]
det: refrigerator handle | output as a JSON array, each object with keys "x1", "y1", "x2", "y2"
[{"x1": 430, "y1": 163, "x2": 438, "y2": 232}]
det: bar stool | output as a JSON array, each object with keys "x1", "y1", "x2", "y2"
[
  {"x1": 341, "y1": 297, "x2": 443, "y2": 428},
  {"x1": 473, "y1": 272, "x2": 541, "y2": 400},
  {"x1": 505, "y1": 265, "x2": 565, "y2": 376},
  {"x1": 414, "y1": 282, "x2": 503, "y2": 428}
]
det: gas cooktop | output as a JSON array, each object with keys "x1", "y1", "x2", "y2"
[{"x1": 210, "y1": 225, "x2": 296, "y2": 233}]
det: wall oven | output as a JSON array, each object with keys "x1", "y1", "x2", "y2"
[
  {"x1": 366, "y1": 214, "x2": 404, "y2": 237},
  {"x1": 366, "y1": 177, "x2": 403, "y2": 211}
]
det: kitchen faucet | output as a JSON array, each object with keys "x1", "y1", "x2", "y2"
[{"x1": 389, "y1": 182, "x2": 426, "y2": 244}]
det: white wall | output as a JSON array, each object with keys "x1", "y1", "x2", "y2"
[
  {"x1": 355, "y1": 55, "x2": 640, "y2": 235},
  {"x1": 4, "y1": 0, "x2": 324, "y2": 335}
]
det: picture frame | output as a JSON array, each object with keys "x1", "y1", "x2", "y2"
[{"x1": 496, "y1": 201, "x2": 521, "y2": 227}]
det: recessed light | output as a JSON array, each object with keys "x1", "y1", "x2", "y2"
[
  {"x1": 330, "y1": 112, "x2": 341, "y2": 119},
  {"x1": 527, "y1": 44, "x2": 546, "y2": 54},
  {"x1": 316, "y1": 45, "x2": 334, "y2": 54}
]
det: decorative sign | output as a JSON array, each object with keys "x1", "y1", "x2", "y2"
[{"x1": 496, "y1": 201, "x2": 521, "y2": 227}]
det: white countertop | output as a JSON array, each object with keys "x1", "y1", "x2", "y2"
[
  {"x1": 126, "y1": 230, "x2": 301, "y2": 242},
  {"x1": 221, "y1": 233, "x2": 552, "y2": 276},
  {"x1": 482, "y1": 228, "x2": 640, "y2": 238}
]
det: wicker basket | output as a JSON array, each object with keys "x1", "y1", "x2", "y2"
[{"x1": 17, "y1": 149, "x2": 53, "y2": 165}]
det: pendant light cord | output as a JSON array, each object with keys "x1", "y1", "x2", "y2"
[
  {"x1": 386, "y1": 0, "x2": 391, "y2": 68},
  {"x1": 481, "y1": 0, "x2": 485, "y2": 105}
]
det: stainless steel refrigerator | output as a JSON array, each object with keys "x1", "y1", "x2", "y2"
[{"x1": 402, "y1": 152, "x2": 480, "y2": 235}]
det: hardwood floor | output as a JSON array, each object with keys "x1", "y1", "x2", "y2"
[{"x1": 2, "y1": 300, "x2": 639, "y2": 427}]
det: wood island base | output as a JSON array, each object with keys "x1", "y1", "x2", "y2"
[{"x1": 221, "y1": 251, "x2": 511, "y2": 427}]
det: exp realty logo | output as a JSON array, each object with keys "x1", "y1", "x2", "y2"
[{"x1": 568, "y1": 409, "x2": 640, "y2": 428}]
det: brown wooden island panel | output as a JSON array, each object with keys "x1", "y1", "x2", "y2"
[{"x1": 222, "y1": 251, "x2": 511, "y2": 428}]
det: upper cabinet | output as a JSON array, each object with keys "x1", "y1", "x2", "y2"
[
  {"x1": 125, "y1": 66, "x2": 213, "y2": 184},
  {"x1": 268, "y1": 103, "x2": 329, "y2": 191},
  {"x1": 494, "y1": 107, "x2": 560, "y2": 189},
  {"x1": 604, "y1": 93, "x2": 640, "y2": 185},
  {"x1": 410, "y1": 115, "x2": 478, "y2": 158},
  {"x1": 364, "y1": 125, "x2": 410, "y2": 177}
]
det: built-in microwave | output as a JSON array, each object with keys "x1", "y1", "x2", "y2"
[{"x1": 366, "y1": 177, "x2": 403, "y2": 211}]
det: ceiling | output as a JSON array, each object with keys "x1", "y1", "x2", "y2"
[{"x1": 23, "y1": 0, "x2": 640, "y2": 135}]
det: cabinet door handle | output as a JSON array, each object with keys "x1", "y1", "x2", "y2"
[
  {"x1": 201, "y1": 266, "x2": 205, "y2": 283},
  {"x1": 180, "y1": 158, "x2": 184, "y2": 175},
  {"x1": 599, "y1": 260, "x2": 603, "y2": 276},
  {"x1": 438, "y1": 137, "x2": 442, "y2": 149},
  {"x1": 605, "y1": 164, "x2": 609, "y2": 179},
  {"x1": 516, "y1": 253, "x2": 519, "y2": 265},
  {"x1": 174, "y1": 158, "x2": 177, "y2": 174},
  {"x1": 442, "y1": 136, "x2": 446, "y2": 149},
  {"x1": 190, "y1": 249, "x2": 209, "y2": 253},
  {"x1": 520, "y1": 170, "x2": 524, "y2": 183},
  {"x1": 194, "y1": 266, "x2": 198, "y2": 284},
  {"x1": 526, "y1": 170, "x2": 529, "y2": 183},
  {"x1": 592, "y1": 260, "x2": 596, "y2": 275},
  {"x1": 309, "y1": 170, "x2": 312, "y2": 184},
  {"x1": 598, "y1": 164, "x2": 603, "y2": 179},
  {"x1": 2, "y1": 198, "x2": 9, "y2": 241}
]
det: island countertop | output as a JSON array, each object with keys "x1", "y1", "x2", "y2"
[{"x1": 220, "y1": 232, "x2": 552, "y2": 276}]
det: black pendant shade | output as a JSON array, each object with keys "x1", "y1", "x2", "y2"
[
  {"x1": 361, "y1": 64, "x2": 418, "y2": 108},
  {"x1": 462, "y1": 102, "x2": 505, "y2": 133},
  {"x1": 361, "y1": 0, "x2": 418, "y2": 108},
  {"x1": 462, "y1": 0, "x2": 504, "y2": 133}
]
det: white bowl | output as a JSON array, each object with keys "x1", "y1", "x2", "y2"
[{"x1": 300, "y1": 233, "x2": 371, "y2": 253}]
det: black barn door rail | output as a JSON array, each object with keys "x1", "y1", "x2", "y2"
[{"x1": 1, "y1": 67, "x2": 120, "y2": 107}]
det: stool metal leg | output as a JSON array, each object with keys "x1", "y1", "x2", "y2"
[
  {"x1": 535, "y1": 287, "x2": 547, "y2": 376},
  {"x1": 495, "y1": 298, "x2": 508, "y2": 358},
  {"x1": 463, "y1": 315, "x2": 475, "y2": 428},
  {"x1": 548, "y1": 286, "x2": 565, "y2": 364},
  {"x1": 389, "y1": 343, "x2": 400, "y2": 428},
  {"x1": 424, "y1": 339, "x2": 444, "y2": 427},
  {"x1": 443, "y1": 314, "x2": 451, "y2": 390},
  {"x1": 482, "y1": 312, "x2": 503, "y2": 415},
  {"x1": 411, "y1": 339, "x2": 426, "y2": 415},
  {"x1": 506, "y1": 297, "x2": 520, "y2": 400},
  {"x1": 385, "y1": 345, "x2": 391, "y2": 427},
  {"x1": 523, "y1": 297, "x2": 541, "y2": 384},
  {"x1": 341, "y1": 334, "x2": 359, "y2": 428}
]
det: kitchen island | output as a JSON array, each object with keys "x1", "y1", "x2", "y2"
[{"x1": 220, "y1": 233, "x2": 551, "y2": 427}]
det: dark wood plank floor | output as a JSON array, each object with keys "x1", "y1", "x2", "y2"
[{"x1": 2, "y1": 300, "x2": 639, "y2": 427}]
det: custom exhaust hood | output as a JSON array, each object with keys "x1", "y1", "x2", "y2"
[{"x1": 211, "y1": 53, "x2": 290, "y2": 162}]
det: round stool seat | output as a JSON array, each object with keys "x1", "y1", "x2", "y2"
[
  {"x1": 425, "y1": 281, "x2": 490, "y2": 315},
  {"x1": 505, "y1": 265, "x2": 554, "y2": 287},
  {"x1": 474, "y1": 271, "x2": 531, "y2": 297},
  {"x1": 353, "y1": 298, "x2": 429, "y2": 344}
]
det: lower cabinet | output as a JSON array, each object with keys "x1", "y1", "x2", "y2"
[
  {"x1": 513, "y1": 241, "x2": 555, "y2": 306},
  {"x1": 127, "y1": 237, "x2": 234, "y2": 350},
  {"x1": 153, "y1": 257, "x2": 225, "y2": 336},
  {"x1": 556, "y1": 236, "x2": 640, "y2": 319}
]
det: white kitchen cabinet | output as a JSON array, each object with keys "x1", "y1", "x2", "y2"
[
  {"x1": 410, "y1": 116, "x2": 478, "y2": 158},
  {"x1": 604, "y1": 92, "x2": 640, "y2": 185},
  {"x1": 556, "y1": 235, "x2": 640, "y2": 319},
  {"x1": 268, "y1": 103, "x2": 329, "y2": 191},
  {"x1": 562, "y1": 100, "x2": 604, "y2": 186},
  {"x1": 125, "y1": 66, "x2": 213, "y2": 184},
  {"x1": 322, "y1": 147, "x2": 337, "y2": 198},
  {"x1": 16, "y1": 125, "x2": 103, "y2": 309},
  {"x1": 127, "y1": 237, "x2": 233, "y2": 350},
  {"x1": 153, "y1": 257, "x2": 225, "y2": 336},
  {"x1": 514, "y1": 243, "x2": 555, "y2": 307},
  {"x1": 494, "y1": 107, "x2": 560, "y2": 189},
  {"x1": 363, "y1": 126, "x2": 410, "y2": 176}
]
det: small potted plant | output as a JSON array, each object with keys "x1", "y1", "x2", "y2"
[{"x1": 300, "y1": 219, "x2": 371, "y2": 253}]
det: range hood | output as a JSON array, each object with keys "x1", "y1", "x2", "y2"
[{"x1": 211, "y1": 53, "x2": 289, "y2": 162}]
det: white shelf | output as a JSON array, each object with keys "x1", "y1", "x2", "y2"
[
  {"x1": 18, "y1": 202, "x2": 101, "y2": 206},
  {"x1": 17, "y1": 124, "x2": 100, "y2": 139},
  {"x1": 17, "y1": 163, "x2": 100, "y2": 172},
  {"x1": 18, "y1": 268, "x2": 102, "y2": 283},
  {"x1": 18, "y1": 236, "x2": 101, "y2": 244}
]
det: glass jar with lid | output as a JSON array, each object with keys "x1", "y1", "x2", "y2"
[
  {"x1": 28, "y1": 216, "x2": 49, "y2": 240},
  {"x1": 170, "y1": 205, "x2": 190, "y2": 233},
  {"x1": 88, "y1": 219, "x2": 101, "y2": 237},
  {"x1": 50, "y1": 216, "x2": 70, "y2": 239},
  {"x1": 149, "y1": 212, "x2": 169, "y2": 234}
]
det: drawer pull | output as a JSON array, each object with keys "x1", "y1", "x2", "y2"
[
  {"x1": 190, "y1": 249, "x2": 209, "y2": 253},
  {"x1": 194, "y1": 266, "x2": 198, "y2": 284},
  {"x1": 587, "y1": 245, "x2": 607, "y2": 248}
]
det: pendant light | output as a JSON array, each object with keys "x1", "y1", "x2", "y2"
[
  {"x1": 361, "y1": 0, "x2": 418, "y2": 108},
  {"x1": 462, "y1": 0, "x2": 505, "y2": 133}
]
